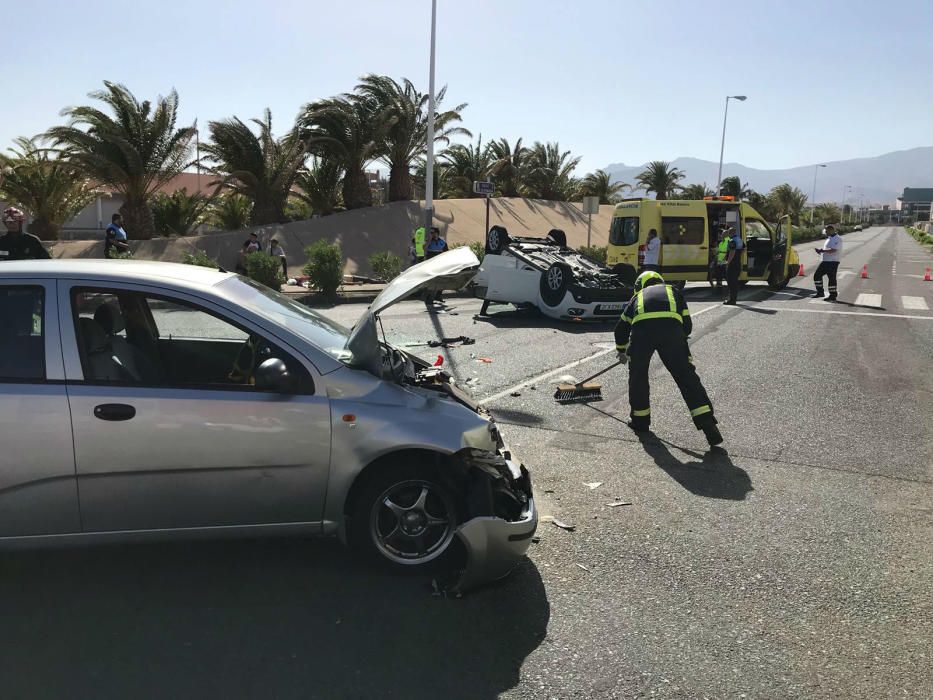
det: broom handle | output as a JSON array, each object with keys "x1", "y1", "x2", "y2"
[{"x1": 576, "y1": 360, "x2": 623, "y2": 386}]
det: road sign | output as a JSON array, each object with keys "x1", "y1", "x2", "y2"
[
  {"x1": 582, "y1": 196, "x2": 600, "y2": 215},
  {"x1": 473, "y1": 181, "x2": 495, "y2": 195}
]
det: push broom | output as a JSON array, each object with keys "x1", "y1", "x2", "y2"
[{"x1": 553, "y1": 360, "x2": 623, "y2": 404}]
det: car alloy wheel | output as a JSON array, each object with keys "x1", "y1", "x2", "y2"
[
  {"x1": 369, "y1": 479, "x2": 457, "y2": 565},
  {"x1": 488, "y1": 229, "x2": 500, "y2": 251},
  {"x1": 547, "y1": 265, "x2": 564, "y2": 291}
]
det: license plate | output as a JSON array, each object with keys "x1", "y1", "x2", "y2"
[{"x1": 599, "y1": 303, "x2": 623, "y2": 311}]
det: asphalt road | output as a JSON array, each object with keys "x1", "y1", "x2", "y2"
[{"x1": 1, "y1": 227, "x2": 930, "y2": 699}]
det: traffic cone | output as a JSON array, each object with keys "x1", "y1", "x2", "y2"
[
  {"x1": 860, "y1": 264, "x2": 869, "y2": 279},
  {"x1": 797, "y1": 263, "x2": 805, "y2": 277},
  {"x1": 924, "y1": 267, "x2": 932, "y2": 282}
]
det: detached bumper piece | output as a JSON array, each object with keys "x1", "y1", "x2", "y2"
[{"x1": 450, "y1": 448, "x2": 537, "y2": 594}]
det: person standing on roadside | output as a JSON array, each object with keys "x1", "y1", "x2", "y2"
[
  {"x1": 709, "y1": 228, "x2": 729, "y2": 297},
  {"x1": 408, "y1": 237, "x2": 418, "y2": 267},
  {"x1": 722, "y1": 225, "x2": 744, "y2": 305},
  {"x1": 105, "y1": 213, "x2": 131, "y2": 257},
  {"x1": 423, "y1": 227, "x2": 450, "y2": 308},
  {"x1": 270, "y1": 238, "x2": 288, "y2": 279},
  {"x1": 641, "y1": 228, "x2": 661, "y2": 272},
  {"x1": 0, "y1": 207, "x2": 51, "y2": 260},
  {"x1": 813, "y1": 224, "x2": 842, "y2": 302},
  {"x1": 413, "y1": 226, "x2": 426, "y2": 264}
]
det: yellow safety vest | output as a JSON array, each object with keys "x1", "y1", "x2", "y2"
[
  {"x1": 717, "y1": 238, "x2": 729, "y2": 263},
  {"x1": 414, "y1": 227, "x2": 426, "y2": 257}
]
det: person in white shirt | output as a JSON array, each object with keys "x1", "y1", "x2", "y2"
[
  {"x1": 642, "y1": 228, "x2": 661, "y2": 271},
  {"x1": 813, "y1": 224, "x2": 843, "y2": 301},
  {"x1": 269, "y1": 238, "x2": 287, "y2": 279}
]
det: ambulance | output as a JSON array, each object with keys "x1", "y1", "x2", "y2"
[{"x1": 606, "y1": 197, "x2": 799, "y2": 290}]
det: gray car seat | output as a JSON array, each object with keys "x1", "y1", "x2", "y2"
[{"x1": 93, "y1": 302, "x2": 158, "y2": 382}]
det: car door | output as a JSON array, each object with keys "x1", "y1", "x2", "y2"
[
  {"x1": 659, "y1": 215, "x2": 708, "y2": 280},
  {"x1": 0, "y1": 280, "x2": 80, "y2": 537},
  {"x1": 59, "y1": 282, "x2": 332, "y2": 533}
]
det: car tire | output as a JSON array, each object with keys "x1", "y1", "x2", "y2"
[
  {"x1": 349, "y1": 464, "x2": 461, "y2": 573},
  {"x1": 767, "y1": 270, "x2": 790, "y2": 291},
  {"x1": 540, "y1": 262, "x2": 572, "y2": 307},
  {"x1": 546, "y1": 228, "x2": 567, "y2": 248},
  {"x1": 486, "y1": 226, "x2": 510, "y2": 255},
  {"x1": 612, "y1": 263, "x2": 637, "y2": 286}
]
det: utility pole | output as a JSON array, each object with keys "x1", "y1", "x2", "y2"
[
  {"x1": 423, "y1": 0, "x2": 437, "y2": 234},
  {"x1": 716, "y1": 95, "x2": 747, "y2": 194},
  {"x1": 809, "y1": 164, "x2": 826, "y2": 227}
]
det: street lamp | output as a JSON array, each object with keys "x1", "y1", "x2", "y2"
[
  {"x1": 809, "y1": 164, "x2": 827, "y2": 226},
  {"x1": 716, "y1": 95, "x2": 747, "y2": 194},
  {"x1": 423, "y1": 0, "x2": 438, "y2": 233}
]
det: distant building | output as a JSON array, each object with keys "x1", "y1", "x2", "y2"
[{"x1": 896, "y1": 187, "x2": 933, "y2": 222}]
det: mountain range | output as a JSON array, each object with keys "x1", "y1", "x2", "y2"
[{"x1": 603, "y1": 147, "x2": 933, "y2": 206}]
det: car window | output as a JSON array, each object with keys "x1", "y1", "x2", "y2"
[
  {"x1": 745, "y1": 219, "x2": 770, "y2": 241},
  {"x1": 609, "y1": 217, "x2": 639, "y2": 246},
  {"x1": 661, "y1": 217, "x2": 705, "y2": 245},
  {"x1": 71, "y1": 288, "x2": 312, "y2": 393},
  {"x1": 0, "y1": 285, "x2": 45, "y2": 381}
]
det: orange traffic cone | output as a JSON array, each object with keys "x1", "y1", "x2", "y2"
[
  {"x1": 797, "y1": 263, "x2": 805, "y2": 277},
  {"x1": 860, "y1": 264, "x2": 869, "y2": 279},
  {"x1": 924, "y1": 267, "x2": 932, "y2": 282}
]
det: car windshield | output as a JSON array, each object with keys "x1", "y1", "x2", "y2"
[{"x1": 217, "y1": 276, "x2": 352, "y2": 361}]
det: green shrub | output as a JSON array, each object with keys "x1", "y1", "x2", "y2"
[
  {"x1": 579, "y1": 245, "x2": 608, "y2": 265},
  {"x1": 368, "y1": 251, "x2": 403, "y2": 282},
  {"x1": 245, "y1": 251, "x2": 285, "y2": 291},
  {"x1": 105, "y1": 247, "x2": 133, "y2": 259},
  {"x1": 303, "y1": 240, "x2": 343, "y2": 298},
  {"x1": 181, "y1": 249, "x2": 219, "y2": 268}
]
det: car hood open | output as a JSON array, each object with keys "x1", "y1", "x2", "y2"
[{"x1": 346, "y1": 246, "x2": 480, "y2": 374}]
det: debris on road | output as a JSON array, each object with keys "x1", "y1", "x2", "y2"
[
  {"x1": 552, "y1": 518, "x2": 576, "y2": 532},
  {"x1": 427, "y1": 335, "x2": 475, "y2": 348},
  {"x1": 478, "y1": 357, "x2": 494, "y2": 363},
  {"x1": 510, "y1": 391, "x2": 522, "y2": 397},
  {"x1": 605, "y1": 501, "x2": 633, "y2": 508},
  {"x1": 576, "y1": 563, "x2": 590, "y2": 572},
  {"x1": 584, "y1": 481, "x2": 603, "y2": 490}
]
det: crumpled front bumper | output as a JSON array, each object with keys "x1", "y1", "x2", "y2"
[{"x1": 453, "y1": 450, "x2": 537, "y2": 593}]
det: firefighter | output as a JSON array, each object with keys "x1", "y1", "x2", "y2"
[{"x1": 614, "y1": 270, "x2": 722, "y2": 446}]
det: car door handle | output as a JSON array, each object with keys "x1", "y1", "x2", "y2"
[{"x1": 94, "y1": 404, "x2": 136, "y2": 421}]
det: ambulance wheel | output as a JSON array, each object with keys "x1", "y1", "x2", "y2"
[
  {"x1": 767, "y1": 270, "x2": 790, "y2": 291},
  {"x1": 486, "y1": 226, "x2": 509, "y2": 255},
  {"x1": 546, "y1": 228, "x2": 567, "y2": 248},
  {"x1": 540, "y1": 262, "x2": 572, "y2": 307}
]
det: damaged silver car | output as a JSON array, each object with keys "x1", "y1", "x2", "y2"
[{"x1": 0, "y1": 249, "x2": 536, "y2": 591}]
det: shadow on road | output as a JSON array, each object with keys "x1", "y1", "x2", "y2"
[
  {"x1": 638, "y1": 436, "x2": 753, "y2": 501},
  {"x1": 0, "y1": 539, "x2": 549, "y2": 700},
  {"x1": 473, "y1": 307, "x2": 613, "y2": 333}
]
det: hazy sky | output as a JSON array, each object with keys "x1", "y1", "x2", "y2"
[{"x1": 3, "y1": 0, "x2": 930, "y2": 175}]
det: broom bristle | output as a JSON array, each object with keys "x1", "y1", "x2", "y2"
[{"x1": 554, "y1": 382, "x2": 603, "y2": 404}]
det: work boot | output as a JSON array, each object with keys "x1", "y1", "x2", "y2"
[
  {"x1": 812, "y1": 290, "x2": 824, "y2": 298},
  {"x1": 703, "y1": 424, "x2": 724, "y2": 446},
  {"x1": 825, "y1": 294, "x2": 837, "y2": 302},
  {"x1": 627, "y1": 419, "x2": 651, "y2": 433}
]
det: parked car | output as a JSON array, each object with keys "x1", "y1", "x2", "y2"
[
  {"x1": 0, "y1": 249, "x2": 536, "y2": 592},
  {"x1": 472, "y1": 226, "x2": 633, "y2": 320}
]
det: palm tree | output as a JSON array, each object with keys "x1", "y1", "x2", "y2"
[
  {"x1": 439, "y1": 138, "x2": 492, "y2": 199},
  {"x1": 294, "y1": 156, "x2": 344, "y2": 216},
  {"x1": 718, "y1": 176, "x2": 746, "y2": 198},
  {"x1": 677, "y1": 183, "x2": 715, "y2": 200},
  {"x1": 299, "y1": 96, "x2": 386, "y2": 210},
  {"x1": 355, "y1": 75, "x2": 469, "y2": 202},
  {"x1": 46, "y1": 81, "x2": 195, "y2": 239},
  {"x1": 0, "y1": 137, "x2": 96, "y2": 240},
  {"x1": 523, "y1": 142, "x2": 581, "y2": 201},
  {"x1": 768, "y1": 183, "x2": 808, "y2": 223},
  {"x1": 208, "y1": 192, "x2": 252, "y2": 231},
  {"x1": 635, "y1": 161, "x2": 685, "y2": 200},
  {"x1": 579, "y1": 169, "x2": 628, "y2": 204},
  {"x1": 200, "y1": 110, "x2": 307, "y2": 225},
  {"x1": 151, "y1": 188, "x2": 212, "y2": 236},
  {"x1": 487, "y1": 138, "x2": 528, "y2": 197},
  {"x1": 812, "y1": 202, "x2": 841, "y2": 225},
  {"x1": 744, "y1": 189, "x2": 777, "y2": 220}
]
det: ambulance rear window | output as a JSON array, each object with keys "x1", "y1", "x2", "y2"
[
  {"x1": 661, "y1": 217, "x2": 705, "y2": 245},
  {"x1": 610, "y1": 217, "x2": 639, "y2": 246}
]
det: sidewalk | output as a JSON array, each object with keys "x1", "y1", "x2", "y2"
[{"x1": 284, "y1": 282, "x2": 474, "y2": 307}]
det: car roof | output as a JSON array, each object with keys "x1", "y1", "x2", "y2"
[{"x1": 0, "y1": 259, "x2": 230, "y2": 292}]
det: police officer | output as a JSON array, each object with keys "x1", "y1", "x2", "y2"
[
  {"x1": 423, "y1": 227, "x2": 449, "y2": 308},
  {"x1": 614, "y1": 270, "x2": 722, "y2": 446},
  {"x1": 722, "y1": 225, "x2": 744, "y2": 305},
  {"x1": 813, "y1": 224, "x2": 842, "y2": 302},
  {"x1": 0, "y1": 207, "x2": 51, "y2": 261}
]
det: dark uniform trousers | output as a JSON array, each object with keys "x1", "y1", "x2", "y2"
[
  {"x1": 615, "y1": 284, "x2": 716, "y2": 430},
  {"x1": 813, "y1": 261, "x2": 839, "y2": 297},
  {"x1": 726, "y1": 256, "x2": 742, "y2": 303}
]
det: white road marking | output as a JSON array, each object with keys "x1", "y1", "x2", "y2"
[
  {"x1": 854, "y1": 293, "x2": 883, "y2": 308},
  {"x1": 478, "y1": 303, "x2": 722, "y2": 405},
  {"x1": 901, "y1": 296, "x2": 930, "y2": 311},
  {"x1": 837, "y1": 271, "x2": 855, "y2": 278},
  {"x1": 749, "y1": 307, "x2": 933, "y2": 321}
]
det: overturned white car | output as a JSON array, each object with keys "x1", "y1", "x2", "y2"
[{"x1": 472, "y1": 226, "x2": 633, "y2": 321}]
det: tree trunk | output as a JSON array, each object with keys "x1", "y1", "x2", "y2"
[
  {"x1": 29, "y1": 216, "x2": 59, "y2": 241},
  {"x1": 121, "y1": 199, "x2": 155, "y2": 240},
  {"x1": 342, "y1": 169, "x2": 373, "y2": 210},
  {"x1": 388, "y1": 164, "x2": 412, "y2": 202},
  {"x1": 250, "y1": 199, "x2": 282, "y2": 226}
]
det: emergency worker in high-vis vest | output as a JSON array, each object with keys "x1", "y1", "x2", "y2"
[
  {"x1": 413, "y1": 227, "x2": 426, "y2": 263},
  {"x1": 614, "y1": 271, "x2": 722, "y2": 446}
]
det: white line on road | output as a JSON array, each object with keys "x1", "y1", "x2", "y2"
[
  {"x1": 854, "y1": 293, "x2": 883, "y2": 308},
  {"x1": 901, "y1": 296, "x2": 930, "y2": 311},
  {"x1": 478, "y1": 303, "x2": 724, "y2": 404},
  {"x1": 747, "y1": 306, "x2": 933, "y2": 321}
]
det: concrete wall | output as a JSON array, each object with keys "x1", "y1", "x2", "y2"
[{"x1": 48, "y1": 197, "x2": 618, "y2": 277}]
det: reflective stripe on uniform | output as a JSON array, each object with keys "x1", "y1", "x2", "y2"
[
  {"x1": 665, "y1": 285, "x2": 677, "y2": 312},
  {"x1": 632, "y1": 408, "x2": 651, "y2": 417},
  {"x1": 632, "y1": 311, "x2": 682, "y2": 324},
  {"x1": 636, "y1": 291, "x2": 645, "y2": 315},
  {"x1": 616, "y1": 343, "x2": 628, "y2": 350},
  {"x1": 681, "y1": 308, "x2": 690, "y2": 316},
  {"x1": 690, "y1": 405, "x2": 712, "y2": 417}
]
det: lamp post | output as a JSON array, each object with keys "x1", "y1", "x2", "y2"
[
  {"x1": 423, "y1": 0, "x2": 437, "y2": 233},
  {"x1": 716, "y1": 95, "x2": 747, "y2": 195},
  {"x1": 809, "y1": 164, "x2": 826, "y2": 226}
]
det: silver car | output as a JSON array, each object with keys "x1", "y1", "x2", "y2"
[{"x1": 0, "y1": 247, "x2": 536, "y2": 592}]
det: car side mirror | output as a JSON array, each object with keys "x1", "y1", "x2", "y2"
[{"x1": 255, "y1": 358, "x2": 296, "y2": 393}]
